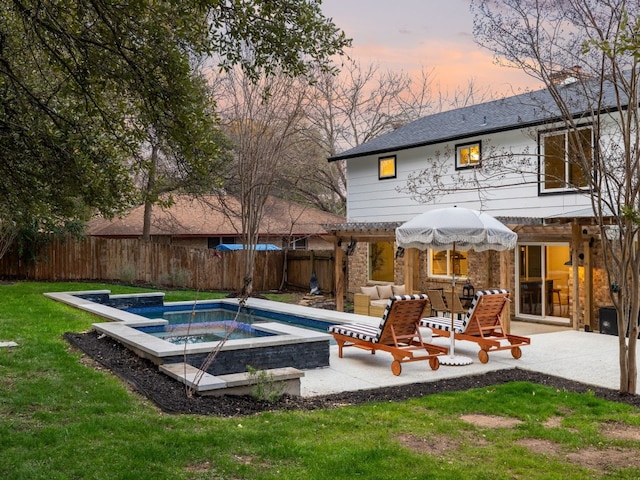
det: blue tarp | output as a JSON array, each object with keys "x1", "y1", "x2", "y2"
[{"x1": 215, "y1": 244, "x2": 282, "y2": 251}]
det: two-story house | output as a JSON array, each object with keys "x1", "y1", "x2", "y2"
[{"x1": 326, "y1": 76, "x2": 620, "y2": 331}]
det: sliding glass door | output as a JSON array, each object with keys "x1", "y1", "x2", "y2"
[{"x1": 517, "y1": 243, "x2": 571, "y2": 323}]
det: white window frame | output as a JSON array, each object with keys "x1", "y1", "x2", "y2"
[
  {"x1": 368, "y1": 241, "x2": 395, "y2": 282},
  {"x1": 540, "y1": 126, "x2": 592, "y2": 193},
  {"x1": 428, "y1": 249, "x2": 468, "y2": 280},
  {"x1": 455, "y1": 141, "x2": 481, "y2": 169},
  {"x1": 289, "y1": 237, "x2": 308, "y2": 250}
]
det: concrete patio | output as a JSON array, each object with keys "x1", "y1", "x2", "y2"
[{"x1": 301, "y1": 322, "x2": 624, "y2": 397}]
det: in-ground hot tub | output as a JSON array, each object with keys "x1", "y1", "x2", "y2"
[{"x1": 47, "y1": 290, "x2": 335, "y2": 376}]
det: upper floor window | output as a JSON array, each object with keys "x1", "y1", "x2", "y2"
[
  {"x1": 378, "y1": 155, "x2": 396, "y2": 179},
  {"x1": 456, "y1": 142, "x2": 481, "y2": 169},
  {"x1": 541, "y1": 127, "x2": 591, "y2": 192}
]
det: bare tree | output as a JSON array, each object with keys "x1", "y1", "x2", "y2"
[
  {"x1": 299, "y1": 61, "x2": 495, "y2": 214},
  {"x1": 211, "y1": 66, "x2": 309, "y2": 298},
  {"x1": 406, "y1": 0, "x2": 640, "y2": 393}
]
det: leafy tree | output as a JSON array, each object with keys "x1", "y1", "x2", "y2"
[
  {"x1": 415, "y1": 0, "x2": 640, "y2": 393},
  {"x1": 0, "y1": 0, "x2": 349, "y2": 252}
]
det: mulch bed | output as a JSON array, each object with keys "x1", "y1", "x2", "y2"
[{"x1": 64, "y1": 330, "x2": 640, "y2": 417}]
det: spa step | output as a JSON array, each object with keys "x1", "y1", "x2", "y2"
[
  {"x1": 214, "y1": 367, "x2": 304, "y2": 397},
  {"x1": 217, "y1": 367, "x2": 305, "y2": 387},
  {"x1": 159, "y1": 362, "x2": 305, "y2": 396},
  {"x1": 159, "y1": 363, "x2": 226, "y2": 392}
]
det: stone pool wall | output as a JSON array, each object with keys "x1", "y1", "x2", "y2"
[
  {"x1": 73, "y1": 291, "x2": 165, "y2": 310},
  {"x1": 164, "y1": 341, "x2": 330, "y2": 375}
]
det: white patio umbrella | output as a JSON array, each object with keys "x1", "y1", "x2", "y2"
[{"x1": 396, "y1": 206, "x2": 517, "y2": 365}]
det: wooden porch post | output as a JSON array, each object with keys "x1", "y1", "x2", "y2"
[
  {"x1": 404, "y1": 248, "x2": 416, "y2": 293},
  {"x1": 584, "y1": 237, "x2": 593, "y2": 330},
  {"x1": 500, "y1": 249, "x2": 511, "y2": 332},
  {"x1": 334, "y1": 239, "x2": 345, "y2": 312},
  {"x1": 571, "y1": 221, "x2": 581, "y2": 329}
]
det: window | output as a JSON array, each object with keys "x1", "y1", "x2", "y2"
[
  {"x1": 429, "y1": 249, "x2": 468, "y2": 278},
  {"x1": 541, "y1": 127, "x2": 591, "y2": 192},
  {"x1": 368, "y1": 241, "x2": 394, "y2": 282},
  {"x1": 456, "y1": 142, "x2": 481, "y2": 169},
  {"x1": 289, "y1": 237, "x2": 307, "y2": 250},
  {"x1": 378, "y1": 155, "x2": 396, "y2": 179},
  {"x1": 207, "y1": 237, "x2": 236, "y2": 249}
]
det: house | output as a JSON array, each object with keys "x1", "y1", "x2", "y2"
[
  {"x1": 87, "y1": 194, "x2": 345, "y2": 251},
  {"x1": 326, "y1": 76, "x2": 622, "y2": 330}
]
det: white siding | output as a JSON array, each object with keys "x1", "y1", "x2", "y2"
[{"x1": 345, "y1": 126, "x2": 594, "y2": 223}]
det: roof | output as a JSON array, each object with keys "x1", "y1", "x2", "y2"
[
  {"x1": 329, "y1": 77, "x2": 625, "y2": 162},
  {"x1": 544, "y1": 206, "x2": 617, "y2": 224},
  {"x1": 322, "y1": 216, "x2": 544, "y2": 240},
  {"x1": 86, "y1": 194, "x2": 345, "y2": 237}
]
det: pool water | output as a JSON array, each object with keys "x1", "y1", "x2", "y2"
[
  {"x1": 127, "y1": 302, "x2": 335, "y2": 334},
  {"x1": 134, "y1": 307, "x2": 267, "y2": 326},
  {"x1": 136, "y1": 320, "x2": 274, "y2": 345}
]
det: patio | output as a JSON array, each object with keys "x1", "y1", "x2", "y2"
[{"x1": 301, "y1": 322, "x2": 621, "y2": 396}]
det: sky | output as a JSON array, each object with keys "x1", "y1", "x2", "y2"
[{"x1": 321, "y1": 0, "x2": 540, "y2": 96}]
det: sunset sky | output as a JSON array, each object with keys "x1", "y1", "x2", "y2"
[{"x1": 321, "y1": 0, "x2": 541, "y2": 96}]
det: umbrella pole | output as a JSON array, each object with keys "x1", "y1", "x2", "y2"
[
  {"x1": 450, "y1": 285, "x2": 456, "y2": 356},
  {"x1": 438, "y1": 241, "x2": 473, "y2": 366},
  {"x1": 450, "y1": 242, "x2": 456, "y2": 356}
]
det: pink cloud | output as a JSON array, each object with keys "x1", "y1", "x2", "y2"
[{"x1": 323, "y1": 0, "x2": 539, "y2": 95}]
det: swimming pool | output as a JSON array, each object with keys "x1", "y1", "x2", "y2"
[
  {"x1": 126, "y1": 301, "x2": 336, "y2": 334},
  {"x1": 46, "y1": 290, "x2": 343, "y2": 376}
]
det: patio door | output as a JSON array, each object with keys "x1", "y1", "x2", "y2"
[{"x1": 517, "y1": 243, "x2": 571, "y2": 323}]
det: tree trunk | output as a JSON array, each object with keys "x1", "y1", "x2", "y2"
[{"x1": 142, "y1": 144, "x2": 159, "y2": 242}]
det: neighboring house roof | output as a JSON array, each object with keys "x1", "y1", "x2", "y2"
[
  {"x1": 329, "y1": 76, "x2": 625, "y2": 162},
  {"x1": 86, "y1": 195, "x2": 345, "y2": 238}
]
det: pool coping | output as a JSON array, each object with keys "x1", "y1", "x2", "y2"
[{"x1": 45, "y1": 290, "x2": 377, "y2": 360}]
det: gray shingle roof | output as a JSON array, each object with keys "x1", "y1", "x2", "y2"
[{"x1": 328, "y1": 78, "x2": 623, "y2": 162}]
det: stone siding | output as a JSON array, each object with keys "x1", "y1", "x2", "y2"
[{"x1": 164, "y1": 341, "x2": 331, "y2": 376}]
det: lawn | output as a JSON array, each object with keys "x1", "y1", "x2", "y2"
[{"x1": 2, "y1": 281, "x2": 640, "y2": 479}]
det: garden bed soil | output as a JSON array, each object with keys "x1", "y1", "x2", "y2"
[{"x1": 64, "y1": 330, "x2": 640, "y2": 417}]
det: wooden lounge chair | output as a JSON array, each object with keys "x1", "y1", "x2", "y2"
[
  {"x1": 328, "y1": 294, "x2": 447, "y2": 376},
  {"x1": 420, "y1": 289, "x2": 531, "y2": 363},
  {"x1": 426, "y1": 289, "x2": 467, "y2": 318}
]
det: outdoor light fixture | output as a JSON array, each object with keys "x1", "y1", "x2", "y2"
[
  {"x1": 462, "y1": 280, "x2": 474, "y2": 298},
  {"x1": 346, "y1": 240, "x2": 357, "y2": 256},
  {"x1": 395, "y1": 246, "x2": 405, "y2": 258},
  {"x1": 564, "y1": 253, "x2": 584, "y2": 266}
]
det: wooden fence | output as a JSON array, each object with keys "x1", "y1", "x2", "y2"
[
  {"x1": 285, "y1": 250, "x2": 335, "y2": 294},
  {"x1": 0, "y1": 236, "x2": 336, "y2": 294}
]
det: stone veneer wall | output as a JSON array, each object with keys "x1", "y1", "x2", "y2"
[
  {"x1": 344, "y1": 225, "x2": 613, "y2": 328},
  {"x1": 74, "y1": 292, "x2": 165, "y2": 309},
  {"x1": 348, "y1": 243, "x2": 369, "y2": 297},
  {"x1": 165, "y1": 341, "x2": 331, "y2": 375},
  {"x1": 346, "y1": 242, "x2": 495, "y2": 298}
]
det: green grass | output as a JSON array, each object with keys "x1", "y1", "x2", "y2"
[{"x1": 1, "y1": 281, "x2": 640, "y2": 479}]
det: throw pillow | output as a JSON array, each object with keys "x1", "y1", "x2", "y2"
[
  {"x1": 392, "y1": 284, "x2": 406, "y2": 296},
  {"x1": 360, "y1": 286, "x2": 379, "y2": 299},
  {"x1": 376, "y1": 285, "x2": 394, "y2": 299}
]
